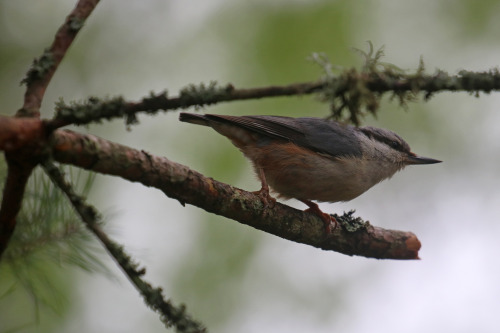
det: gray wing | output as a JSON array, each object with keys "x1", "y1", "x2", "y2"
[{"x1": 188, "y1": 114, "x2": 363, "y2": 158}]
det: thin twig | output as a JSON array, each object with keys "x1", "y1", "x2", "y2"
[
  {"x1": 50, "y1": 68, "x2": 500, "y2": 128},
  {"x1": 41, "y1": 159, "x2": 206, "y2": 333},
  {"x1": 19, "y1": 0, "x2": 100, "y2": 117}
]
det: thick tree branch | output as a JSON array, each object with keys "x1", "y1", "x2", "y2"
[
  {"x1": 0, "y1": 157, "x2": 36, "y2": 258},
  {"x1": 0, "y1": 117, "x2": 47, "y2": 258},
  {"x1": 51, "y1": 130, "x2": 421, "y2": 260},
  {"x1": 19, "y1": 0, "x2": 100, "y2": 116},
  {"x1": 0, "y1": 116, "x2": 45, "y2": 151}
]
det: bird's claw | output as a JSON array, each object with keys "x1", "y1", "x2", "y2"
[
  {"x1": 302, "y1": 200, "x2": 338, "y2": 234},
  {"x1": 252, "y1": 188, "x2": 276, "y2": 209}
]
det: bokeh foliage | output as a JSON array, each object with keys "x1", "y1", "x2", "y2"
[{"x1": 0, "y1": 158, "x2": 103, "y2": 332}]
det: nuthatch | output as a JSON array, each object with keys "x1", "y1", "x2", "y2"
[{"x1": 179, "y1": 113, "x2": 441, "y2": 232}]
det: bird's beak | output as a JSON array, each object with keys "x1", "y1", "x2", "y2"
[{"x1": 406, "y1": 154, "x2": 442, "y2": 165}]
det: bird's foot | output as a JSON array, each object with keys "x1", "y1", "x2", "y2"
[
  {"x1": 253, "y1": 168, "x2": 276, "y2": 209},
  {"x1": 252, "y1": 187, "x2": 276, "y2": 209},
  {"x1": 302, "y1": 200, "x2": 338, "y2": 234}
]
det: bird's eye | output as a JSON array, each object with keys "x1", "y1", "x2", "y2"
[{"x1": 389, "y1": 141, "x2": 399, "y2": 149}]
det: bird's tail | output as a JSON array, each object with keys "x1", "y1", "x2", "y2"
[{"x1": 179, "y1": 112, "x2": 210, "y2": 126}]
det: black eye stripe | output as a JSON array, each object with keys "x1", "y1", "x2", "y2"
[
  {"x1": 378, "y1": 137, "x2": 406, "y2": 152},
  {"x1": 359, "y1": 126, "x2": 412, "y2": 154},
  {"x1": 385, "y1": 139, "x2": 408, "y2": 153}
]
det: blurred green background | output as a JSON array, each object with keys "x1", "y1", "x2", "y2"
[{"x1": 1, "y1": 1, "x2": 500, "y2": 332}]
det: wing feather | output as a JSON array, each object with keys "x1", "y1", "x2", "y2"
[{"x1": 181, "y1": 113, "x2": 363, "y2": 158}]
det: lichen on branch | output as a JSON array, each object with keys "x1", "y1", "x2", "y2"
[{"x1": 50, "y1": 65, "x2": 500, "y2": 129}]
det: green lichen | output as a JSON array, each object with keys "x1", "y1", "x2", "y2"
[
  {"x1": 334, "y1": 210, "x2": 368, "y2": 232},
  {"x1": 178, "y1": 81, "x2": 234, "y2": 109},
  {"x1": 311, "y1": 42, "x2": 426, "y2": 126},
  {"x1": 21, "y1": 49, "x2": 55, "y2": 85},
  {"x1": 68, "y1": 16, "x2": 85, "y2": 32},
  {"x1": 54, "y1": 96, "x2": 130, "y2": 125}
]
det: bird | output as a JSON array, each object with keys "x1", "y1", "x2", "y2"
[{"x1": 179, "y1": 112, "x2": 441, "y2": 232}]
